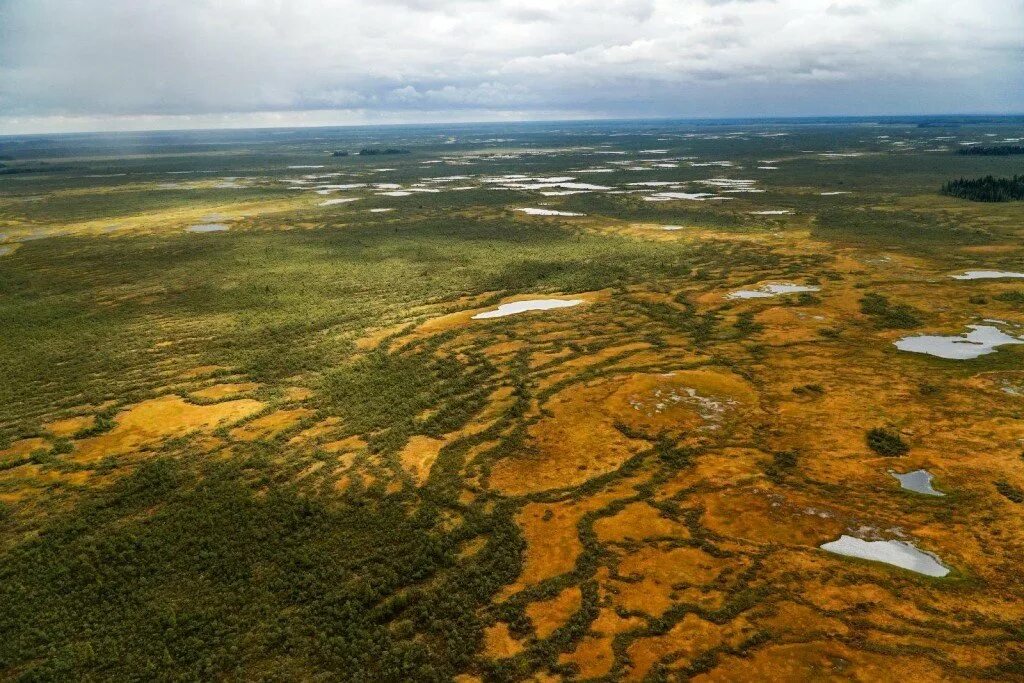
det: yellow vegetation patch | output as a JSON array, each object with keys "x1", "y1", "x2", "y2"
[
  {"x1": 654, "y1": 448, "x2": 766, "y2": 499},
  {"x1": 1, "y1": 438, "x2": 50, "y2": 459},
  {"x1": 321, "y1": 435, "x2": 367, "y2": 454},
  {"x1": 500, "y1": 478, "x2": 645, "y2": 599},
  {"x1": 74, "y1": 395, "x2": 264, "y2": 462},
  {"x1": 612, "y1": 546, "x2": 742, "y2": 617},
  {"x1": 229, "y1": 408, "x2": 313, "y2": 442},
  {"x1": 288, "y1": 417, "x2": 343, "y2": 446},
  {"x1": 44, "y1": 415, "x2": 95, "y2": 437},
  {"x1": 625, "y1": 614, "x2": 728, "y2": 680},
  {"x1": 699, "y1": 486, "x2": 844, "y2": 546},
  {"x1": 190, "y1": 382, "x2": 260, "y2": 400},
  {"x1": 594, "y1": 501, "x2": 690, "y2": 544},
  {"x1": 558, "y1": 607, "x2": 643, "y2": 678},
  {"x1": 180, "y1": 365, "x2": 227, "y2": 379},
  {"x1": 489, "y1": 380, "x2": 647, "y2": 496},
  {"x1": 501, "y1": 501, "x2": 589, "y2": 596},
  {"x1": 491, "y1": 369, "x2": 756, "y2": 496},
  {"x1": 692, "y1": 641, "x2": 949, "y2": 682},
  {"x1": 525, "y1": 586, "x2": 582, "y2": 639},
  {"x1": 482, "y1": 622, "x2": 524, "y2": 659},
  {"x1": 282, "y1": 386, "x2": 313, "y2": 402},
  {"x1": 399, "y1": 435, "x2": 446, "y2": 485}
]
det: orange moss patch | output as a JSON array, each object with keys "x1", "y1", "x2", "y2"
[
  {"x1": 502, "y1": 501, "x2": 588, "y2": 596},
  {"x1": 501, "y1": 478, "x2": 645, "y2": 598},
  {"x1": 0, "y1": 437, "x2": 50, "y2": 460},
  {"x1": 525, "y1": 586, "x2": 582, "y2": 639},
  {"x1": 654, "y1": 448, "x2": 766, "y2": 499},
  {"x1": 44, "y1": 415, "x2": 95, "y2": 437},
  {"x1": 612, "y1": 546, "x2": 742, "y2": 617},
  {"x1": 180, "y1": 365, "x2": 227, "y2": 379},
  {"x1": 537, "y1": 342, "x2": 652, "y2": 387},
  {"x1": 699, "y1": 486, "x2": 844, "y2": 546},
  {"x1": 283, "y1": 386, "x2": 313, "y2": 401},
  {"x1": 594, "y1": 502, "x2": 690, "y2": 544},
  {"x1": 802, "y1": 581, "x2": 900, "y2": 614},
  {"x1": 399, "y1": 435, "x2": 446, "y2": 485},
  {"x1": 489, "y1": 381, "x2": 647, "y2": 496},
  {"x1": 558, "y1": 608, "x2": 643, "y2": 678},
  {"x1": 625, "y1": 614, "x2": 728, "y2": 680},
  {"x1": 693, "y1": 641, "x2": 948, "y2": 682},
  {"x1": 458, "y1": 536, "x2": 488, "y2": 559},
  {"x1": 190, "y1": 382, "x2": 260, "y2": 400},
  {"x1": 762, "y1": 602, "x2": 849, "y2": 639},
  {"x1": 296, "y1": 461, "x2": 325, "y2": 480},
  {"x1": 482, "y1": 622, "x2": 524, "y2": 659},
  {"x1": 321, "y1": 435, "x2": 367, "y2": 454},
  {"x1": 289, "y1": 417, "x2": 343, "y2": 445},
  {"x1": 754, "y1": 307, "x2": 824, "y2": 345},
  {"x1": 74, "y1": 395, "x2": 264, "y2": 462},
  {"x1": 229, "y1": 408, "x2": 313, "y2": 442},
  {"x1": 491, "y1": 369, "x2": 755, "y2": 496}
]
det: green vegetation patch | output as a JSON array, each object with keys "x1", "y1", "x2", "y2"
[
  {"x1": 941, "y1": 175, "x2": 1024, "y2": 202},
  {"x1": 320, "y1": 341, "x2": 494, "y2": 454},
  {"x1": 866, "y1": 427, "x2": 910, "y2": 456},
  {"x1": 860, "y1": 293, "x2": 922, "y2": 329},
  {"x1": 0, "y1": 457, "x2": 521, "y2": 681},
  {"x1": 957, "y1": 145, "x2": 1024, "y2": 156}
]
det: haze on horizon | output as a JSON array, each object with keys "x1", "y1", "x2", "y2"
[{"x1": 1, "y1": 0, "x2": 1022, "y2": 135}]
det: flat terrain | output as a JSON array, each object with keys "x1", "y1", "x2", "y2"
[{"x1": 2, "y1": 118, "x2": 1024, "y2": 681}]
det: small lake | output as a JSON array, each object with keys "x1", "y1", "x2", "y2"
[
  {"x1": 186, "y1": 223, "x2": 229, "y2": 233},
  {"x1": 728, "y1": 283, "x2": 820, "y2": 299},
  {"x1": 473, "y1": 299, "x2": 583, "y2": 319},
  {"x1": 516, "y1": 208, "x2": 585, "y2": 216},
  {"x1": 890, "y1": 469, "x2": 944, "y2": 496},
  {"x1": 895, "y1": 325, "x2": 1024, "y2": 360},
  {"x1": 951, "y1": 270, "x2": 1024, "y2": 280},
  {"x1": 820, "y1": 535, "x2": 950, "y2": 577}
]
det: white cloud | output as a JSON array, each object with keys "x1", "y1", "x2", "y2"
[{"x1": 0, "y1": 0, "x2": 1021, "y2": 133}]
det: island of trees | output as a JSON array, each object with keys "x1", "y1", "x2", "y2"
[
  {"x1": 358, "y1": 148, "x2": 411, "y2": 155},
  {"x1": 957, "y1": 145, "x2": 1024, "y2": 156},
  {"x1": 941, "y1": 175, "x2": 1024, "y2": 202}
]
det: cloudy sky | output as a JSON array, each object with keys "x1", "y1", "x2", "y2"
[{"x1": 1, "y1": 0, "x2": 1022, "y2": 134}]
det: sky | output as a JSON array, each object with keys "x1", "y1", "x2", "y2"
[{"x1": 1, "y1": 0, "x2": 1022, "y2": 134}]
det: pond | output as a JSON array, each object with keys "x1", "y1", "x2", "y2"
[
  {"x1": 820, "y1": 535, "x2": 950, "y2": 577},
  {"x1": 890, "y1": 469, "x2": 944, "y2": 496},
  {"x1": 895, "y1": 325, "x2": 1024, "y2": 360},
  {"x1": 473, "y1": 299, "x2": 583, "y2": 319}
]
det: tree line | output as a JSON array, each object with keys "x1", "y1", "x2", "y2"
[
  {"x1": 941, "y1": 175, "x2": 1024, "y2": 202},
  {"x1": 957, "y1": 145, "x2": 1024, "y2": 156}
]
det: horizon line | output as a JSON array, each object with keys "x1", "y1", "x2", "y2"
[{"x1": 3, "y1": 112, "x2": 1024, "y2": 139}]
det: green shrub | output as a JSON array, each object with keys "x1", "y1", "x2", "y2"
[
  {"x1": 50, "y1": 438, "x2": 74, "y2": 455},
  {"x1": 866, "y1": 428, "x2": 909, "y2": 456},
  {"x1": 859, "y1": 293, "x2": 921, "y2": 329},
  {"x1": 996, "y1": 480, "x2": 1024, "y2": 503}
]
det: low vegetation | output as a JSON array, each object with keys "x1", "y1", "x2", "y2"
[{"x1": 2, "y1": 119, "x2": 1024, "y2": 680}]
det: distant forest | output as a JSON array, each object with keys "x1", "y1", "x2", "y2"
[
  {"x1": 941, "y1": 175, "x2": 1024, "y2": 202},
  {"x1": 359, "y1": 148, "x2": 411, "y2": 156},
  {"x1": 957, "y1": 145, "x2": 1024, "y2": 156}
]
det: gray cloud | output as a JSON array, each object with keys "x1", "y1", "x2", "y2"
[{"x1": 0, "y1": 0, "x2": 1021, "y2": 133}]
